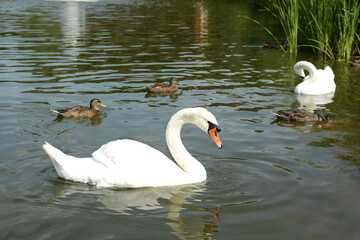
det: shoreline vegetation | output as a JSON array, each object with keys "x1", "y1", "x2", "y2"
[{"x1": 258, "y1": 0, "x2": 360, "y2": 61}]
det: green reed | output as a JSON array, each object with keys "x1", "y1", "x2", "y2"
[
  {"x1": 265, "y1": 0, "x2": 360, "y2": 60},
  {"x1": 266, "y1": 0, "x2": 299, "y2": 55},
  {"x1": 336, "y1": 0, "x2": 360, "y2": 60}
]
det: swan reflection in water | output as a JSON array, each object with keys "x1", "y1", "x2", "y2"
[
  {"x1": 295, "y1": 92, "x2": 335, "y2": 112},
  {"x1": 49, "y1": 180, "x2": 219, "y2": 239}
]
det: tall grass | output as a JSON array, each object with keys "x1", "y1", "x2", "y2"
[
  {"x1": 267, "y1": 0, "x2": 299, "y2": 55},
  {"x1": 299, "y1": 0, "x2": 337, "y2": 59},
  {"x1": 264, "y1": 0, "x2": 360, "y2": 60},
  {"x1": 337, "y1": 0, "x2": 360, "y2": 60}
]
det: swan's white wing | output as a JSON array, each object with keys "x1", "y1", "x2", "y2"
[
  {"x1": 44, "y1": 140, "x2": 188, "y2": 188},
  {"x1": 322, "y1": 66, "x2": 335, "y2": 81},
  {"x1": 295, "y1": 66, "x2": 335, "y2": 95},
  {"x1": 91, "y1": 139, "x2": 187, "y2": 187},
  {"x1": 316, "y1": 67, "x2": 333, "y2": 80},
  {"x1": 314, "y1": 67, "x2": 336, "y2": 93},
  {"x1": 92, "y1": 139, "x2": 174, "y2": 167}
]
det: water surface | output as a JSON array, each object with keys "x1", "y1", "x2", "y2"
[{"x1": 1, "y1": 0, "x2": 360, "y2": 239}]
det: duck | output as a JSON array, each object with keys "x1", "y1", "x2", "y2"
[
  {"x1": 349, "y1": 59, "x2": 360, "y2": 67},
  {"x1": 263, "y1": 40, "x2": 288, "y2": 50},
  {"x1": 42, "y1": 107, "x2": 223, "y2": 188},
  {"x1": 270, "y1": 109, "x2": 328, "y2": 122},
  {"x1": 293, "y1": 61, "x2": 336, "y2": 95},
  {"x1": 50, "y1": 98, "x2": 107, "y2": 118},
  {"x1": 146, "y1": 78, "x2": 181, "y2": 93}
]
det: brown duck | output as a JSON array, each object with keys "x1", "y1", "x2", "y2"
[
  {"x1": 349, "y1": 59, "x2": 360, "y2": 67},
  {"x1": 50, "y1": 98, "x2": 107, "y2": 118},
  {"x1": 146, "y1": 78, "x2": 181, "y2": 93},
  {"x1": 270, "y1": 109, "x2": 328, "y2": 122},
  {"x1": 264, "y1": 40, "x2": 288, "y2": 50}
]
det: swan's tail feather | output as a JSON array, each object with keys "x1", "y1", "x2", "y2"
[
  {"x1": 43, "y1": 142, "x2": 65, "y2": 161},
  {"x1": 324, "y1": 65, "x2": 333, "y2": 72},
  {"x1": 42, "y1": 142, "x2": 68, "y2": 178},
  {"x1": 324, "y1": 66, "x2": 335, "y2": 78}
]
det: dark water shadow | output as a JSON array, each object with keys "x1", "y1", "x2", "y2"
[
  {"x1": 145, "y1": 91, "x2": 183, "y2": 99},
  {"x1": 270, "y1": 118, "x2": 328, "y2": 128},
  {"x1": 52, "y1": 114, "x2": 107, "y2": 126}
]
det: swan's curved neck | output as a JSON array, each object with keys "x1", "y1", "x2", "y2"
[
  {"x1": 165, "y1": 110, "x2": 206, "y2": 179},
  {"x1": 295, "y1": 61, "x2": 317, "y2": 81}
]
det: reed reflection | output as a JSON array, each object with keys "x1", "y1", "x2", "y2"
[{"x1": 195, "y1": 0, "x2": 208, "y2": 43}]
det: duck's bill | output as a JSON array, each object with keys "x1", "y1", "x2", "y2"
[
  {"x1": 100, "y1": 103, "x2": 107, "y2": 107},
  {"x1": 208, "y1": 128, "x2": 223, "y2": 149}
]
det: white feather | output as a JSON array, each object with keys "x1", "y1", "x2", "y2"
[
  {"x1": 294, "y1": 61, "x2": 336, "y2": 95},
  {"x1": 43, "y1": 107, "x2": 222, "y2": 188}
]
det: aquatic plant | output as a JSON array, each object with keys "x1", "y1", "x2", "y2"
[
  {"x1": 336, "y1": 0, "x2": 360, "y2": 60},
  {"x1": 300, "y1": 0, "x2": 360, "y2": 60},
  {"x1": 262, "y1": 0, "x2": 360, "y2": 60},
  {"x1": 267, "y1": 0, "x2": 299, "y2": 55}
]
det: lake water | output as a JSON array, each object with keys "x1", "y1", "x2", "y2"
[{"x1": 1, "y1": 0, "x2": 360, "y2": 239}]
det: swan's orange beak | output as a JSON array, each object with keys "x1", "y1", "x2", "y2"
[{"x1": 208, "y1": 128, "x2": 222, "y2": 149}]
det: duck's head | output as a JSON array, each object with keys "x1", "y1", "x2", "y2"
[
  {"x1": 170, "y1": 78, "x2": 181, "y2": 86},
  {"x1": 315, "y1": 110, "x2": 328, "y2": 122},
  {"x1": 90, "y1": 98, "x2": 107, "y2": 108}
]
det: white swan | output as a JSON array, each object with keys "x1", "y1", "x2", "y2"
[
  {"x1": 293, "y1": 61, "x2": 336, "y2": 95},
  {"x1": 43, "y1": 107, "x2": 222, "y2": 188}
]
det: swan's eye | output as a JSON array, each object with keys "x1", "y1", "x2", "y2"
[{"x1": 207, "y1": 121, "x2": 221, "y2": 133}]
